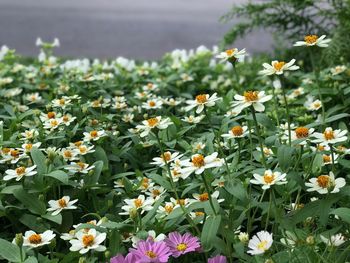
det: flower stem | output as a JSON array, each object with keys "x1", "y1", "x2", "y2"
[
  {"x1": 250, "y1": 106, "x2": 267, "y2": 169},
  {"x1": 280, "y1": 77, "x2": 292, "y2": 146},
  {"x1": 201, "y1": 172, "x2": 218, "y2": 215},
  {"x1": 330, "y1": 144, "x2": 335, "y2": 172}
]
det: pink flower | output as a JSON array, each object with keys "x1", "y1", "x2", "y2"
[
  {"x1": 208, "y1": 255, "x2": 227, "y2": 263},
  {"x1": 165, "y1": 232, "x2": 201, "y2": 258},
  {"x1": 110, "y1": 253, "x2": 136, "y2": 263},
  {"x1": 129, "y1": 239, "x2": 171, "y2": 263}
]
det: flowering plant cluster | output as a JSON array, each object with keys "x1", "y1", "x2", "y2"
[{"x1": 0, "y1": 35, "x2": 350, "y2": 263}]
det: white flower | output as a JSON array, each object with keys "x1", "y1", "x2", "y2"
[
  {"x1": 304, "y1": 96, "x2": 322, "y2": 111},
  {"x1": 20, "y1": 129, "x2": 39, "y2": 141},
  {"x1": 282, "y1": 126, "x2": 315, "y2": 145},
  {"x1": 146, "y1": 186, "x2": 166, "y2": 200},
  {"x1": 60, "y1": 148, "x2": 79, "y2": 161},
  {"x1": 191, "y1": 191, "x2": 224, "y2": 203},
  {"x1": 221, "y1": 125, "x2": 249, "y2": 139},
  {"x1": 294, "y1": 35, "x2": 331, "y2": 47},
  {"x1": 4, "y1": 165, "x2": 37, "y2": 181},
  {"x1": 231, "y1": 91, "x2": 272, "y2": 114},
  {"x1": 180, "y1": 152, "x2": 223, "y2": 177},
  {"x1": 250, "y1": 170, "x2": 287, "y2": 189},
  {"x1": 185, "y1": 93, "x2": 220, "y2": 113},
  {"x1": 257, "y1": 146, "x2": 273, "y2": 157},
  {"x1": 259, "y1": 59, "x2": 299, "y2": 75},
  {"x1": 320, "y1": 233, "x2": 346, "y2": 247},
  {"x1": 0, "y1": 45, "x2": 9, "y2": 61},
  {"x1": 150, "y1": 151, "x2": 182, "y2": 167},
  {"x1": 120, "y1": 195, "x2": 154, "y2": 215},
  {"x1": 21, "y1": 142, "x2": 42, "y2": 153},
  {"x1": 52, "y1": 97, "x2": 71, "y2": 109},
  {"x1": 47, "y1": 196, "x2": 78, "y2": 215},
  {"x1": 305, "y1": 172, "x2": 346, "y2": 194},
  {"x1": 142, "y1": 98, "x2": 163, "y2": 110},
  {"x1": 312, "y1": 127, "x2": 347, "y2": 145},
  {"x1": 216, "y1": 48, "x2": 246, "y2": 63},
  {"x1": 131, "y1": 230, "x2": 166, "y2": 247},
  {"x1": 182, "y1": 115, "x2": 205, "y2": 124},
  {"x1": 322, "y1": 153, "x2": 338, "y2": 166},
  {"x1": 72, "y1": 144, "x2": 95, "y2": 155},
  {"x1": 83, "y1": 130, "x2": 107, "y2": 142},
  {"x1": 69, "y1": 229, "x2": 106, "y2": 254},
  {"x1": 247, "y1": 231, "x2": 273, "y2": 255},
  {"x1": 65, "y1": 162, "x2": 95, "y2": 174},
  {"x1": 23, "y1": 230, "x2": 56, "y2": 248},
  {"x1": 43, "y1": 118, "x2": 62, "y2": 131},
  {"x1": 135, "y1": 116, "x2": 173, "y2": 137},
  {"x1": 330, "y1": 65, "x2": 347, "y2": 76}
]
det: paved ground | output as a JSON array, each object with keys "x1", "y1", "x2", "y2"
[{"x1": 0, "y1": 0, "x2": 272, "y2": 60}]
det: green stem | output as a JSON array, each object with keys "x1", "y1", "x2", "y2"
[
  {"x1": 265, "y1": 190, "x2": 272, "y2": 230},
  {"x1": 248, "y1": 189, "x2": 266, "y2": 233},
  {"x1": 201, "y1": 172, "x2": 217, "y2": 215},
  {"x1": 250, "y1": 106, "x2": 267, "y2": 169},
  {"x1": 280, "y1": 78, "x2": 292, "y2": 146},
  {"x1": 330, "y1": 144, "x2": 335, "y2": 172}
]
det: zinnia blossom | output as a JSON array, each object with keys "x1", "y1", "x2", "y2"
[
  {"x1": 129, "y1": 239, "x2": 171, "y2": 263},
  {"x1": 165, "y1": 232, "x2": 201, "y2": 258}
]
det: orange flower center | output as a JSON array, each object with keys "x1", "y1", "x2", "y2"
[
  {"x1": 77, "y1": 162, "x2": 86, "y2": 169},
  {"x1": 273, "y1": 61, "x2": 286, "y2": 71},
  {"x1": 176, "y1": 243, "x2": 188, "y2": 252},
  {"x1": 162, "y1": 152, "x2": 172, "y2": 161},
  {"x1": 192, "y1": 154, "x2": 205, "y2": 167},
  {"x1": 79, "y1": 146, "x2": 87, "y2": 153},
  {"x1": 63, "y1": 150, "x2": 72, "y2": 158},
  {"x1": 148, "y1": 101, "x2": 156, "y2": 107},
  {"x1": 317, "y1": 144, "x2": 325, "y2": 151},
  {"x1": 176, "y1": 199, "x2": 186, "y2": 206},
  {"x1": 304, "y1": 35, "x2": 318, "y2": 44},
  {"x1": 74, "y1": 141, "x2": 83, "y2": 147},
  {"x1": 82, "y1": 234, "x2": 94, "y2": 247},
  {"x1": 199, "y1": 193, "x2": 209, "y2": 201},
  {"x1": 142, "y1": 178, "x2": 149, "y2": 189},
  {"x1": 59, "y1": 98, "x2": 65, "y2": 105},
  {"x1": 323, "y1": 130, "x2": 335, "y2": 140},
  {"x1": 243, "y1": 91, "x2": 259, "y2": 102},
  {"x1": 195, "y1": 94, "x2": 208, "y2": 104},
  {"x1": 323, "y1": 155, "x2": 331, "y2": 163},
  {"x1": 16, "y1": 166, "x2": 26, "y2": 175},
  {"x1": 90, "y1": 130, "x2": 98, "y2": 138},
  {"x1": 317, "y1": 175, "x2": 330, "y2": 188},
  {"x1": 29, "y1": 234, "x2": 42, "y2": 244},
  {"x1": 295, "y1": 127, "x2": 309, "y2": 138},
  {"x1": 25, "y1": 144, "x2": 33, "y2": 151},
  {"x1": 263, "y1": 172, "x2": 275, "y2": 184},
  {"x1": 58, "y1": 198, "x2": 67, "y2": 208},
  {"x1": 62, "y1": 115, "x2": 69, "y2": 122},
  {"x1": 134, "y1": 198, "x2": 143, "y2": 208},
  {"x1": 195, "y1": 211, "x2": 205, "y2": 216},
  {"x1": 231, "y1": 125, "x2": 243, "y2": 136},
  {"x1": 11, "y1": 150, "x2": 19, "y2": 157},
  {"x1": 50, "y1": 119, "x2": 58, "y2": 127},
  {"x1": 145, "y1": 250, "x2": 157, "y2": 258},
  {"x1": 47, "y1": 112, "x2": 56, "y2": 119},
  {"x1": 147, "y1": 117, "x2": 159, "y2": 127},
  {"x1": 152, "y1": 189, "x2": 161, "y2": 196}
]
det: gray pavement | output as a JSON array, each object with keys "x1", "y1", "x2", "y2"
[{"x1": 0, "y1": 0, "x2": 272, "y2": 60}]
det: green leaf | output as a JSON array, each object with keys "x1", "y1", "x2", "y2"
[
  {"x1": 30, "y1": 148, "x2": 47, "y2": 182},
  {"x1": 277, "y1": 145, "x2": 294, "y2": 172},
  {"x1": 42, "y1": 213, "x2": 62, "y2": 225},
  {"x1": 24, "y1": 257, "x2": 38, "y2": 263},
  {"x1": 0, "y1": 238, "x2": 21, "y2": 262},
  {"x1": 325, "y1": 113, "x2": 350, "y2": 123},
  {"x1": 94, "y1": 146, "x2": 109, "y2": 170},
  {"x1": 312, "y1": 154, "x2": 323, "y2": 173},
  {"x1": 201, "y1": 215, "x2": 221, "y2": 251},
  {"x1": 46, "y1": 170, "x2": 69, "y2": 184},
  {"x1": 88, "y1": 160, "x2": 104, "y2": 185},
  {"x1": 330, "y1": 208, "x2": 350, "y2": 224},
  {"x1": 13, "y1": 188, "x2": 46, "y2": 215}
]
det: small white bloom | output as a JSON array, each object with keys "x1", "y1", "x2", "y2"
[
  {"x1": 180, "y1": 152, "x2": 223, "y2": 177},
  {"x1": 250, "y1": 170, "x2": 287, "y2": 189},
  {"x1": 259, "y1": 59, "x2": 299, "y2": 75},
  {"x1": 185, "y1": 93, "x2": 220, "y2": 114},
  {"x1": 231, "y1": 91, "x2": 272, "y2": 114},
  {"x1": 23, "y1": 230, "x2": 56, "y2": 248},
  {"x1": 305, "y1": 172, "x2": 346, "y2": 194},
  {"x1": 294, "y1": 35, "x2": 331, "y2": 48},
  {"x1": 4, "y1": 165, "x2": 37, "y2": 181},
  {"x1": 182, "y1": 115, "x2": 205, "y2": 124},
  {"x1": 142, "y1": 98, "x2": 163, "y2": 110},
  {"x1": 47, "y1": 196, "x2": 78, "y2": 215},
  {"x1": 221, "y1": 125, "x2": 249, "y2": 139},
  {"x1": 320, "y1": 233, "x2": 346, "y2": 247},
  {"x1": 83, "y1": 130, "x2": 107, "y2": 142},
  {"x1": 69, "y1": 229, "x2": 106, "y2": 254},
  {"x1": 312, "y1": 127, "x2": 347, "y2": 145},
  {"x1": 216, "y1": 48, "x2": 246, "y2": 63},
  {"x1": 330, "y1": 65, "x2": 347, "y2": 76},
  {"x1": 150, "y1": 151, "x2": 182, "y2": 167},
  {"x1": 135, "y1": 116, "x2": 172, "y2": 137},
  {"x1": 120, "y1": 195, "x2": 154, "y2": 215},
  {"x1": 131, "y1": 230, "x2": 166, "y2": 247},
  {"x1": 247, "y1": 231, "x2": 273, "y2": 255}
]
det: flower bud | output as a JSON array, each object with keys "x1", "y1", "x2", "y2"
[{"x1": 15, "y1": 233, "x2": 23, "y2": 247}]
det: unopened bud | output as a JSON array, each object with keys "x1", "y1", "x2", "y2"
[{"x1": 15, "y1": 233, "x2": 23, "y2": 247}]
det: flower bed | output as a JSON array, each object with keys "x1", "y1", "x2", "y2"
[{"x1": 0, "y1": 36, "x2": 350, "y2": 262}]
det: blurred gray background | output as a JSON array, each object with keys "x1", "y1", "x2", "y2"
[{"x1": 0, "y1": 0, "x2": 272, "y2": 60}]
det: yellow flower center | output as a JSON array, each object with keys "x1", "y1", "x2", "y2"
[
  {"x1": 90, "y1": 130, "x2": 98, "y2": 138},
  {"x1": 145, "y1": 250, "x2": 157, "y2": 258},
  {"x1": 58, "y1": 198, "x2": 67, "y2": 208},
  {"x1": 257, "y1": 240, "x2": 268, "y2": 251},
  {"x1": 82, "y1": 234, "x2": 94, "y2": 247},
  {"x1": 16, "y1": 166, "x2": 26, "y2": 175},
  {"x1": 63, "y1": 150, "x2": 72, "y2": 158},
  {"x1": 147, "y1": 83, "x2": 153, "y2": 89},
  {"x1": 74, "y1": 141, "x2": 83, "y2": 147},
  {"x1": 176, "y1": 243, "x2": 188, "y2": 252},
  {"x1": 304, "y1": 35, "x2": 318, "y2": 44},
  {"x1": 323, "y1": 155, "x2": 331, "y2": 163},
  {"x1": 192, "y1": 154, "x2": 205, "y2": 167},
  {"x1": 62, "y1": 115, "x2": 69, "y2": 122},
  {"x1": 317, "y1": 175, "x2": 330, "y2": 188},
  {"x1": 195, "y1": 211, "x2": 205, "y2": 216},
  {"x1": 225, "y1": 49, "x2": 235, "y2": 56},
  {"x1": 59, "y1": 98, "x2": 65, "y2": 105},
  {"x1": 164, "y1": 204, "x2": 173, "y2": 213},
  {"x1": 195, "y1": 94, "x2": 208, "y2": 104},
  {"x1": 142, "y1": 178, "x2": 149, "y2": 189},
  {"x1": 152, "y1": 189, "x2": 161, "y2": 196},
  {"x1": 231, "y1": 125, "x2": 243, "y2": 136},
  {"x1": 243, "y1": 91, "x2": 259, "y2": 102},
  {"x1": 134, "y1": 198, "x2": 143, "y2": 208},
  {"x1": 50, "y1": 119, "x2": 58, "y2": 127},
  {"x1": 29, "y1": 234, "x2": 42, "y2": 244},
  {"x1": 77, "y1": 162, "x2": 86, "y2": 169},
  {"x1": 199, "y1": 193, "x2": 209, "y2": 202},
  {"x1": 11, "y1": 150, "x2": 19, "y2": 157},
  {"x1": 323, "y1": 130, "x2": 335, "y2": 140},
  {"x1": 273, "y1": 61, "x2": 286, "y2": 71},
  {"x1": 176, "y1": 199, "x2": 186, "y2": 206},
  {"x1": 79, "y1": 146, "x2": 87, "y2": 153},
  {"x1": 147, "y1": 117, "x2": 159, "y2": 128},
  {"x1": 263, "y1": 172, "x2": 275, "y2": 184},
  {"x1": 25, "y1": 144, "x2": 33, "y2": 151},
  {"x1": 295, "y1": 127, "x2": 309, "y2": 138}
]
